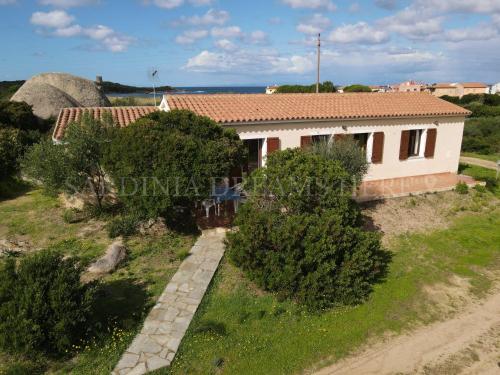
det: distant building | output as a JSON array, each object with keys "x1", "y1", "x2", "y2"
[
  {"x1": 369, "y1": 85, "x2": 387, "y2": 93},
  {"x1": 429, "y1": 83, "x2": 459, "y2": 97},
  {"x1": 266, "y1": 85, "x2": 279, "y2": 94},
  {"x1": 454, "y1": 82, "x2": 489, "y2": 97},
  {"x1": 397, "y1": 80, "x2": 425, "y2": 93},
  {"x1": 490, "y1": 83, "x2": 500, "y2": 94}
]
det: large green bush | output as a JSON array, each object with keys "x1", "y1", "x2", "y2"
[
  {"x1": 0, "y1": 102, "x2": 49, "y2": 180},
  {"x1": 227, "y1": 149, "x2": 388, "y2": 309},
  {"x1": 0, "y1": 127, "x2": 25, "y2": 179},
  {"x1": 103, "y1": 109, "x2": 245, "y2": 220},
  {"x1": 0, "y1": 251, "x2": 95, "y2": 356}
]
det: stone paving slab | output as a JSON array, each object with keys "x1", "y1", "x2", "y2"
[{"x1": 112, "y1": 228, "x2": 227, "y2": 375}]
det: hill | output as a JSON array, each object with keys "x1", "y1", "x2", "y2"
[
  {"x1": 0, "y1": 81, "x2": 24, "y2": 101},
  {"x1": 101, "y1": 81, "x2": 174, "y2": 94}
]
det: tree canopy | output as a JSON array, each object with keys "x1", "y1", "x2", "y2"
[
  {"x1": 276, "y1": 81, "x2": 336, "y2": 94},
  {"x1": 342, "y1": 84, "x2": 372, "y2": 93}
]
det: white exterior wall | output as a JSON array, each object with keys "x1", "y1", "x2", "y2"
[{"x1": 225, "y1": 116, "x2": 465, "y2": 181}]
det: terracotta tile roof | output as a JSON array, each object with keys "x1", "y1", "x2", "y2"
[
  {"x1": 432, "y1": 83, "x2": 456, "y2": 89},
  {"x1": 53, "y1": 106, "x2": 157, "y2": 140},
  {"x1": 166, "y1": 92, "x2": 470, "y2": 124},
  {"x1": 459, "y1": 82, "x2": 488, "y2": 88}
]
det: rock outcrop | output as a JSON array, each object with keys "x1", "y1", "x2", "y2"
[
  {"x1": 87, "y1": 239, "x2": 127, "y2": 274},
  {"x1": 11, "y1": 72, "x2": 110, "y2": 120}
]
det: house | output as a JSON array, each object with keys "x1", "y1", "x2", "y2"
[
  {"x1": 54, "y1": 92, "x2": 475, "y2": 199},
  {"x1": 429, "y1": 83, "x2": 459, "y2": 97},
  {"x1": 490, "y1": 83, "x2": 500, "y2": 94},
  {"x1": 265, "y1": 85, "x2": 279, "y2": 94},
  {"x1": 397, "y1": 80, "x2": 424, "y2": 93},
  {"x1": 454, "y1": 82, "x2": 489, "y2": 97},
  {"x1": 369, "y1": 85, "x2": 387, "y2": 93}
]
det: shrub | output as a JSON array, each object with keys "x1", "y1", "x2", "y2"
[
  {"x1": 462, "y1": 117, "x2": 500, "y2": 155},
  {"x1": 0, "y1": 127, "x2": 24, "y2": 179},
  {"x1": 227, "y1": 149, "x2": 388, "y2": 309},
  {"x1": 473, "y1": 184, "x2": 487, "y2": 193},
  {"x1": 0, "y1": 250, "x2": 95, "y2": 356},
  {"x1": 22, "y1": 114, "x2": 113, "y2": 209},
  {"x1": 310, "y1": 137, "x2": 368, "y2": 185},
  {"x1": 107, "y1": 215, "x2": 138, "y2": 238},
  {"x1": 103, "y1": 110, "x2": 245, "y2": 220},
  {"x1": 455, "y1": 181, "x2": 469, "y2": 194},
  {"x1": 227, "y1": 204, "x2": 386, "y2": 309}
]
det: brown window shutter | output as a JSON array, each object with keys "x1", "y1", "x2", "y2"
[
  {"x1": 334, "y1": 134, "x2": 346, "y2": 141},
  {"x1": 267, "y1": 137, "x2": 280, "y2": 154},
  {"x1": 371, "y1": 132, "x2": 384, "y2": 164},
  {"x1": 424, "y1": 129, "x2": 437, "y2": 158},
  {"x1": 300, "y1": 136, "x2": 312, "y2": 149},
  {"x1": 399, "y1": 130, "x2": 410, "y2": 160}
]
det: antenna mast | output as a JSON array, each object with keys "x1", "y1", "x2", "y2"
[{"x1": 316, "y1": 33, "x2": 321, "y2": 94}]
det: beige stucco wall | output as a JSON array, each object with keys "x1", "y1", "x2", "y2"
[
  {"x1": 432, "y1": 87, "x2": 458, "y2": 97},
  {"x1": 224, "y1": 116, "x2": 465, "y2": 181}
]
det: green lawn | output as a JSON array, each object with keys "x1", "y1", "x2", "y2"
[
  {"x1": 162, "y1": 206, "x2": 500, "y2": 375},
  {"x1": 461, "y1": 152, "x2": 500, "y2": 163},
  {"x1": 0, "y1": 184, "x2": 196, "y2": 374},
  {"x1": 460, "y1": 163, "x2": 499, "y2": 197}
]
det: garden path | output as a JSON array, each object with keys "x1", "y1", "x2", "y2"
[{"x1": 112, "y1": 228, "x2": 227, "y2": 375}]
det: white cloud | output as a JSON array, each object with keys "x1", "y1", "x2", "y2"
[
  {"x1": 148, "y1": 0, "x2": 183, "y2": 9},
  {"x1": 211, "y1": 26, "x2": 243, "y2": 38},
  {"x1": 415, "y1": 0, "x2": 500, "y2": 14},
  {"x1": 380, "y1": 7, "x2": 443, "y2": 40},
  {"x1": 30, "y1": 10, "x2": 74, "y2": 28},
  {"x1": 30, "y1": 10, "x2": 134, "y2": 52},
  {"x1": 214, "y1": 38, "x2": 237, "y2": 50},
  {"x1": 444, "y1": 26, "x2": 498, "y2": 42},
  {"x1": 145, "y1": 0, "x2": 214, "y2": 9},
  {"x1": 38, "y1": 0, "x2": 99, "y2": 7},
  {"x1": 175, "y1": 29, "x2": 208, "y2": 44},
  {"x1": 329, "y1": 22, "x2": 390, "y2": 44},
  {"x1": 52, "y1": 24, "x2": 83, "y2": 37},
  {"x1": 296, "y1": 13, "x2": 331, "y2": 35},
  {"x1": 185, "y1": 49, "x2": 314, "y2": 75},
  {"x1": 281, "y1": 0, "x2": 336, "y2": 11},
  {"x1": 248, "y1": 30, "x2": 268, "y2": 44},
  {"x1": 173, "y1": 9, "x2": 229, "y2": 26}
]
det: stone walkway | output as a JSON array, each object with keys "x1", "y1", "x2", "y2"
[{"x1": 112, "y1": 228, "x2": 227, "y2": 375}]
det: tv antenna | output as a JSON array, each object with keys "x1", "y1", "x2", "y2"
[
  {"x1": 316, "y1": 33, "x2": 321, "y2": 94},
  {"x1": 147, "y1": 67, "x2": 160, "y2": 106}
]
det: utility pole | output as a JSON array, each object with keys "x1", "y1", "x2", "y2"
[{"x1": 316, "y1": 33, "x2": 321, "y2": 94}]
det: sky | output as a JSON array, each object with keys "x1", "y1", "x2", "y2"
[{"x1": 1, "y1": 0, "x2": 500, "y2": 87}]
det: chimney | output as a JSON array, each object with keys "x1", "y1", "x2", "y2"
[{"x1": 95, "y1": 75, "x2": 103, "y2": 90}]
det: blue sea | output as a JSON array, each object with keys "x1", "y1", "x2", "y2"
[{"x1": 108, "y1": 86, "x2": 267, "y2": 97}]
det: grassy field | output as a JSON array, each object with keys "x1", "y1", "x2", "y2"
[
  {"x1": 462, "y1": 152, "x2": 500, "y2": 163},
  {"x1": 460, "y1": 163, "x2": 499, "y2": 197},
  {"x1": 0, "y1": 182, "x2": 196, "y2": 374}
]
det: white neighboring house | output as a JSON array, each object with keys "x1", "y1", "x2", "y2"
[
  {"x1": 55, "y1": 92, "x2": 475, "y2": 199},
  {"x1": 265, "y1": 85, "x2": 279, "y2": 94},
  {"x1": 490, "y1": 83, "x2": 500, "y2": 94}
]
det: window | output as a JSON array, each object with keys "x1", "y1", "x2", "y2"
[
  {"x1": 312, "y1": 134, "x2": 330, "y2": 144},
  {"x1": 353, "y1": 133, "x2": 369, "y2": 152},
  {"x1": 408, "y1": 129, "x2": 423, "y2": 157},
  {"x1": 244, "y1": 139, "x2": 263, "y2": 173}
]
